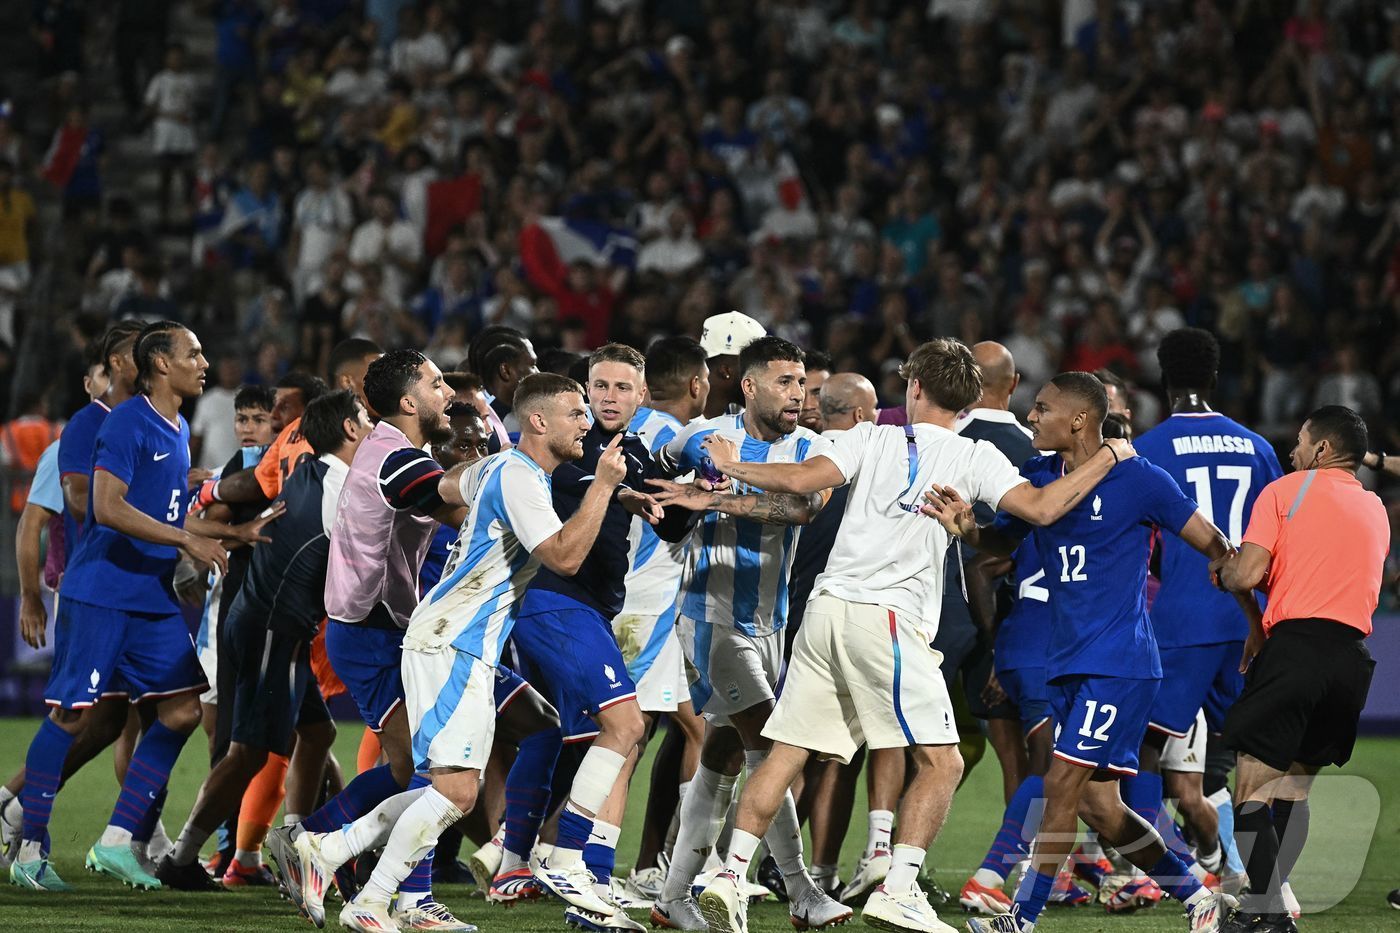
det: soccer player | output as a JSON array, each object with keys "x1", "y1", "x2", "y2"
[
  {"x1": 1211, "y1": 406, "x2": 1388, "y2": 933},
  {"x1": 604, "y1": 337, "x2": 711, "y2": 903},
  {"x1": 504, "y1": 343, "x2": 690, "y2": 927},
  {"x1": 325, "y1": 373, "x2": 629, "y2": 932},
  {"x1": 10, "y1": 322, "x2": 245, "y2": 892},
  {"x1": 1131, "y1": 328, "x2": 1283, "y2": 893},
  {"x1": 267, "y1": 349, "x2": 466, "y2": 929},
  {"x1": 933, "y1": 372, "x2": 1240, "y2": 933},
  {"x1": 644, "y1": 336, "x2": 847, "y2": 931},
  {"x1": 689, "y1": 341, "x2": 1128, "y2": 933},
  {"x1": 156, "y1": 390, "x2": 370, "y2": 890}
]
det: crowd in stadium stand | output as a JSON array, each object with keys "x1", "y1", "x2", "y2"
[{"x1": 2, "y1": 0, "x2": 1399, "y2": 482}]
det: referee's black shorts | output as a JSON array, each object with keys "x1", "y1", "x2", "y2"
[
  {"x1": 226, "y1": 605, "x2": 331, "y2": 757},
  {"x1": 1223, "y1": 618, "x2": 1375, "y2": 772}
]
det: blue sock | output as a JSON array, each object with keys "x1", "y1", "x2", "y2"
[
  {"x1": 215, "y1": 823, "x2": 231, "y2": 856},
  {"x1": 979, "y1": 775, "x2": 1043, "y2": 878},
  {"x1": 502, "y1": 729, "x2": 561, "y2": 859},
  {"x1": 1216, "y1": 795, "x2": 1246, "y2": 874},
  {"x1": 1122, "y1": 770, "x2": 1164, "y2": 834},
  {"x1": 302, "y1": 764, "x2": 401, "y2": 833},
  {"x1": 584, "y1": 835, "x2": 616, "y2": 886},
  {"x1": 1011, "y1": 869, "x2": 1057, "y2": 925},
  {"x1": 20, "y1": 718, "x2": 75, "y2": 845},
  {"x1": 555, "y1": 805, "x2": 594, "y2": 855},
  {"x1": 1146, "y1": 850, "x2": 1203, "y2": 903},
  {"x1": 132, "y1": 786, "x2": 167, "y2": 844},
  {"x1": 109, "y1": 721, "x2": 186, "y2": 834},
  {"x1": 1169, "y1": 817, "x2": 1200, "y2": 865}
]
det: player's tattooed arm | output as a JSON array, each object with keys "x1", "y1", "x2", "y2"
[{"x1": 709, "y1": 489, "x2": 826, "y2": 526}]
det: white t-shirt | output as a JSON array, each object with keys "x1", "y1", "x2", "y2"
[
  {"x1": 293, "y1": 188, "x2": 355, "y2": 273},
  {"x1": 812, "y1": 421, "x2": 1026, "y2": 629},
  {"x1": 190, "y1": 386, "x2": 238, "y2": 470}
]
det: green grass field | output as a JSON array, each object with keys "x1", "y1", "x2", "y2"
[{"x1": 0, "y1": 718, "x2": 1395, "y2": 931}]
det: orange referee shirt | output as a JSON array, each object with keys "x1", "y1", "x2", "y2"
[
  {"x1": 254, "y1": 417, "x2": 346, "y2": 699},
  {"x1": 1241, "y1": 468, "x2": 1390, "y2": 637}
]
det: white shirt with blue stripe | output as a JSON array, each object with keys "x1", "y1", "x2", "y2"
[
  {"x1": 620, "y1": 406, "x2": 688, "y2": 617},
  {"x1": 659, "y1": 413, "x2": 834, "y2": 637},
  {"x1": 405, "y1": 449, "x2": 563, "y2": 666}
]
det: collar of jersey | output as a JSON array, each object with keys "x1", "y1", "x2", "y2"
[{"x1": 142, "y1": 395, "x2": 182, "y2": 433}]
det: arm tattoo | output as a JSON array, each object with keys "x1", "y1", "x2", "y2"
[{"x1": 711, "y1": 491, "x2": 820, "y2": 525}]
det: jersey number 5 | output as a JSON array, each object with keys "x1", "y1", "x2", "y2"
[{"x1": 166, "y1": 489, "x2": 181, "y2": 522}]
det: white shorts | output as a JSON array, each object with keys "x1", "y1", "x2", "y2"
[
  {"x1": 676, "y1": 613, "x2": 782, "y2": 726},
  {"x1": 1160, "y1": 708, "x2": 1207, "y2": 774},
  {"x1": 764, "y1": 594, "x2": 959, "y2": 764},
  {"x1": 403, "y1": 645, "x2": 497, "y2": 773},
  {"x1": 613, "y1": 608, "x2": 686, "y2": 713}
]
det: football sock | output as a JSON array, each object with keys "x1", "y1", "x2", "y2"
[
  {"x1": 1209, "y1": 788, "x2": 1246, "y2": 875},
  {"x1": 301, "y1": 763, "x2": 399, "y2": 834},
  {"x1": 320, "y1": 788, "x2": 427, "y2": 867},
  {"x1": 359, "y1": 788, "x2": 461, "y2": 905},
  {"x1": 132, "y1": 786, "x2": 167, "y2": 845},
  {"x1": 584, "y1": 819, "x2": 621, "y2": 889},
  {"x1": 978, "y1": 775, "x2": 1044, "y2": 881},
  {"x1": 171, "y1": 824, "x2": 212, "y2": 866},
  {"x1": 884, "y1": 844, "x2": 925, "y2": 893},
  {"x1": 1272, "y1": 798, "x2": 1309, "y2": 884},
  {"x1": 1146, "y1": 849, "x2": 1204, "y2": 904},
  {"x1": 553, "y1": 746, "x2": 626, "y2": 865},
  {"x1": 236, "y1": 753, "x2": 288, "y2": 856},
  {"x1": 1011, "y1": 868, "x2": 1057, "y2": 925},
  {"x1": 399, "y1": 774, "x2": 436, "y2": 907},
  {"x1": 20, "y1": 719, "x2": 75, "y2": 852},
  {"x1": 661, "y1": 764, "x2": 737, "y2": 903},
  {"x1": 106, "y1": 721, "x2": 187, "y2": 841},
  {"x1": 866, "y1": 809, "x2": 895, "y2": 857},
  {"x1": 1236, "y1": 800, "x2": 1281, "y2": 914},
  {"x1": 502, "y1": 728, "x2": 561, "y2": 862},
  {"x1": 356, "y1": 728, "x2": 381, "y2": 775}
]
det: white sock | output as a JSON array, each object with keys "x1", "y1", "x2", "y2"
[
  {"x1": 1183, "y1": 886, "x2": 1210, "y2": 909},
  {"x1": 360, "y1": 787, "x2": 463, "y2": 904},
  {"x1": 18, "y1": 839, "x2": 42, "y2": 863},
  {"x1": 0, "y1": 787, "x2": 15, "y2": 808},
  {"x1": 282, "y1": 813, "x2": 304, "y2": 827},
  {"x1": 499, "y1": 849, "x2": 526, "y2": 875},
  {"x1": 972, "y1": 867, "x2": 1005, "y2": 887},
  {"x1": 100, "y1": 825, "x2": 134, "y2": 848},
  {"x1": 866, "y1": 809, "x2": 895, "y2": 857},
  {"x1": 490, "y1": 825, "x2": 505, "y2": 846},
  {"x1": 660, "y1": 764, "x2": 738, "y2": 903},
  {"x1": 665, "y1": 781, "x2": 690, "y2": 856},
  {"x1": 1197, "y1": 843, "x2": 1223, "y2": 874},
  {"x1": 149, "y1": 819, "x2": 173, "y2": 860},
  {"x1": 554, "y1": 746, "x2": 628, "y2": 865},
  {"x1": 884, "y1": 844, "x2": 924, "y2": 893},
  {"x1": 324, "y1": 789, "x2": 427, "y2": 869},
  {"x1": 723, "y1": 829, "x2": 762, "y2": 876},
  {"x1": 743, "y1": 750, "x2": 814, "y2": 898},
  {"x1": 171, "y1": 824, "x2": 211, "y2": 866},
  {"x1": 812, "y1": 863, "x2": 838, "y2": 881},
  {"x1": 234, "y1": 848, "x2": 261, "y2": 868}
]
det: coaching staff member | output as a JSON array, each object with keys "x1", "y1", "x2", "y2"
[{"x1": 1210, "y1": 405, "x2": 1389, "y2": 932}]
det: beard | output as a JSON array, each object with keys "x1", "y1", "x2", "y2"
[
  {"x1": 420, "y1": 409, "x2": 454, "y2": 445},
  {"x1": 753, "y1": 403, "x2": 796, "y2": 437},
  {"x1": 548, "y1": 432, "x2": 584, "y2": 462}
]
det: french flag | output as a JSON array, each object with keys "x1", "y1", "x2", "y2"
[{"x1": 520, "y1": 216, "x2": 637, "y2": 275}]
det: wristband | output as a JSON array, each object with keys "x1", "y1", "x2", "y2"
[
  {"x1": 1101, "y1": 442, "x2": 1119, "y2": 466},
  {"x1": 195, "y1": 478, "x2": 222, "y2": 510}
]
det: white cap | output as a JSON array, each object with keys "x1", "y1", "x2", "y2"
[{"x1": 700, "y1": 311, "x2": 766, "y2": 358}]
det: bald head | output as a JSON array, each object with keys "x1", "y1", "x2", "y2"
[
  {"x1": 971, "y1": 341, "x2": 1018, "y2": 410},
  {"x1": 820, "y1": 373, "x2": 878, "y2": 431}
]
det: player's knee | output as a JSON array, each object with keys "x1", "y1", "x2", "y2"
[
  {"x1": 157, "y1": 694, "x2": 203, "y2": 734},
  {"x1": 911, "y1": 743, "x2": 964, "y2": 788},
  {"x1": 47, "y1": 706, "x2": 85, "y2": 733},
  {"x1": 604, "y1": 704, "x2": 646, "y2": 750},
  {"x1": 298, "y1": 718, "x2": 336, "y2": 752},
  {"x1": 433, "y1": 773, "x2": 478, "y2": 814}
]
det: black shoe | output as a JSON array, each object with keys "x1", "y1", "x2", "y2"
[
  {"x1": 335, "y1": 856, "x2": 363, "y2": 902},
  {"x1": 1223, "y1": 911, "x2": 1297, "y2": 933},
  {"x1": 1389, "y1": 888, "x2": 1400, "y2": 909},
  {"x1": 758, "y1": 854, "x2": 788, "y2": 902},
  {"x1": 156, "y1": 855, "x2": 224, "y2": 891},
  {"x1": 433, "y1": 856, "x2": 474, "y2": 886},
  {"x1": 916, "y1": 869, "x2": 952, "y2": 908}
]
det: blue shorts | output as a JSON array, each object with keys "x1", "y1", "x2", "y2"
[
  {"x1": 998, "y1": 666, "x2": 1053, "y2": 737},
  {"x1": 1149, "y1": 642, "x2": 1245, "y2": 736},
  {"x1": 1049, "y1": 674, "x2": 1159, "y2": 777},
  {"x1": 45, "y1": 597, "x2": 204, "y2": 709},
  {"x1": 325, "y1": 620, "x2": 405, "y2": 731},
  {"x1": 494, "y1": 665, "x2": 530, "y2": 713},
  {"x1": 513, "y1": 589, "x2": 636, "y2": 733}
]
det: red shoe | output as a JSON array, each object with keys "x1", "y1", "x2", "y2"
[
  {"x1": 485, "y1": 867, "x2": 543, "y2": 905},
  {"x1": 203, "y1": 850, "x2": 227, "y2": 879},
  {"x1": 1048, "y1": 871, "x2": 1092, "y2": 907},
  {"x1": 1101, "y1": 876, "x2": 1160, "y2": 913},
  {"x1": 959, "y1": 877, "x2": 1012, "y2": 914},
  {"x1": 222, "y1": 859, "x2": 278, "y2": 888}
]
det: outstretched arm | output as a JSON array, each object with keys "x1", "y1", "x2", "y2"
[
  {"x1": 647, "y1": 478, "x2": 828, "y2": 526},
  {"x1": 701, "y1": 434, "x2": 846, "y2": 495}
]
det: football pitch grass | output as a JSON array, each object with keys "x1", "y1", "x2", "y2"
[{"x1": 0, "y1": 718, "x2": 1395, "y2": 932}]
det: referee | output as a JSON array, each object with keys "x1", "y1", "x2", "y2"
[{"x1": 1210, "y1": 405, "x2": 1390, "y2": 933}]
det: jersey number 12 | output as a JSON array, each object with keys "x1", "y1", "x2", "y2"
[{"x1": 1058, "y1": 545, "x2": 1087, "y2": 582}]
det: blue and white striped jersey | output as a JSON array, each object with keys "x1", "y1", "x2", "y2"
[
  {"x1": 620, "y1": 406, "x2": 688, "y2": 618},
  {"x1": 405, "y1": 449, "x2": 563, "y2": 666},
  {"x1": 659, "y1": 413, "x2": 833, "y2": 637}
]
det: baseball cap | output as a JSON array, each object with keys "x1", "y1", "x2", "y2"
[{"x1": 700, "y1": 311, "x2": 766, "y2": 358}]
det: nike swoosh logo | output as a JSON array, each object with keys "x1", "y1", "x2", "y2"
[
  {"x1": 1076, "y1": 742, "x2": 1104, "y2": 751},
  {"x1": 579, "y1": 475, "x2": 596, "y2": 481},
  {"x1": 153, "y1": 452, "x2": 171, "y2": 461},
  {"x1": 41, "y1": 792, "x2": 56, "y2": 799}
]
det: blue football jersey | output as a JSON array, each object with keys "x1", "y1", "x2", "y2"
[
  {"x1": 62, "y1": 396, "x2": 193, "y2": 614},
  {"x1": 55, "y1": 398, "x2": 111, "y2": 548},
  {"x1": 1136, "y1": 412, "x2": 1283, "y2": 647},
  {"x1": 1013, "y1": 455, "x2": 1199, "y2": 681},
  {"x1": 993, "y1": 538, "x2": 1053, "y2": 673}
]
